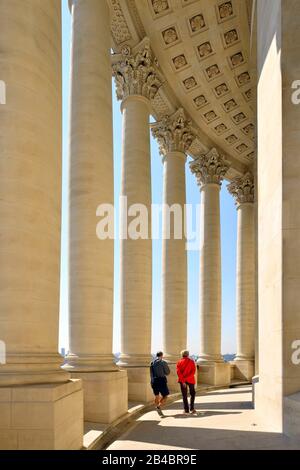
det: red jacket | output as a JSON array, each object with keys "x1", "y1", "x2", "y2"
[{"x1": 176, "y1": 357, "x2": 196, "y2": 384}]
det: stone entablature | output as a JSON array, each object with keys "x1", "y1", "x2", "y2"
[
  {"x1": 151, "y1": 108, "x2": 197, "y2": 156},
  {"x1": 227, "y1": 172, "x2": 255, "y2": 205},
  {"x1": 190, "y1": 148, "x2": 229, "y2": 187},
  {"x1": 112, "y1": 38, "x2": 162, "y2": 102},
  {"x1": 108, "y1": 0, "x2": 255, "y2": 169}
]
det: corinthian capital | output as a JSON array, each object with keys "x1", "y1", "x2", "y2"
[
  {"x1": 112, "y1": 38, "x2": 162, "y2": 102},
  {"x1": 190, "y1": 148, "x2": 229, "y2": 187},
  {"x1": 227, "y1": 172, "x2": 255, "y2": 205},
  {"x1": 151, "y1": 108, "x2": 197, "y2": 156}
]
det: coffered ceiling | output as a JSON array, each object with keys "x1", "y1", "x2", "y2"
[{"x1": 109, "y1": 0, "x2": 255, "y2": 178}]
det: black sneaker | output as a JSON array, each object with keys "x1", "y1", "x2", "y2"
[{"x1": 156, "y1": 406, "x2": 164, "y2": 417}]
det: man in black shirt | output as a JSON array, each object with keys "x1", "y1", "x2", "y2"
[{"x1": 150, "y1": 351, "x2": 170, "y2": 416}]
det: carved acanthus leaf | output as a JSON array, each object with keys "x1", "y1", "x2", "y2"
[
  {"x1": 112, "y1": 39, "x2": 162, "y2": 101},
  {"x1": 190, "y1": 148, "x2": 229, "y2": 186},
  {"x1": 151, "y1": 108, "x2": 197, "y2": 156},
  {"x1": 227, "y1": 172, "x2": 255, "y2": 205}
]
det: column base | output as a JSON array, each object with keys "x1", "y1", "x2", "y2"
[
  {"x1": 64, "y1": 353, "x2": 119, "y2": 372},
  {"x1": 69, "y1": 370, "x2": 128, "y2": 424},
  {"x1": 118, "y1": 366, "x2": 153, "y2": 402},
  {"x1": 0, "y1": 353, "x2": 70, "y2": 386},
  {"x1": 117, "y1": 354, "x2": 152, "y2": 368},
  {"x1": 233, "y1": 359, "x2": 254, "y2": 381},
  {"x1": 197, "y1": 354, "x2": 224, "y2": 363},
  {"x1": 197, "y1": 361, "x2": 231, "y2": 386},
  {"x1": 0, "y1": 380, "x2": 83, "y2": 450}
]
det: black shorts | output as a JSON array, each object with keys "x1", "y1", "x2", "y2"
[{"x1": 151, "y1": 377, "x2": 169, "y2": 397}]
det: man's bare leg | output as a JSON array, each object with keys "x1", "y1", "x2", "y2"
[
  {"x1": 155, "y1": 395, "x2": 164, "y2": 416},
  {"x1": 159, "y1": 395, "x2": 168, "y2": 408}
]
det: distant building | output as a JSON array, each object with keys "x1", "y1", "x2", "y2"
[{"x1": 223, "y1": 354, "x2": 236, "y2": 363}]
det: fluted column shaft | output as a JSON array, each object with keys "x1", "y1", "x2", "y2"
[
  {"x1": 66, "y1": 0, "x2": 115, "y2": 371},
  {"x1": 151, "y1": 109, "x2": 196, "y2": 362},
  {"x1": 162, "y1": 152, "x2": 187, "y2": 360},
  {"x1": 199, "y1": 184, "x2": 223, "y2": 362},
  {"x1": 236, "y1": 203, "x2": 255, "y2": 360},
  {"x1": 0, "y1": 0, "x2": 67, "y2": 386},
  {"x1": 113, "y1": 40, "x2": 162, "y2": 371},
  {"x1": 190, "y1": 149, "x2": 229, "y2": 364},
  {"x1": 119, "y1": 95, "x2": 152, "y2": 365},
  {"x1": 228, "y1": 173, "x2": 255, "y2": 365}
]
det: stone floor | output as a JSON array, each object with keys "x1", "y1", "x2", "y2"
[{"x1": 107, "y1": 386, "x2": 300, "y2": 450}]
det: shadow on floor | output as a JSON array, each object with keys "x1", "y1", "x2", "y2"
[
  {"x1": 171, "y1": 410, "x2": 242, "y2": 419},
  {"x1": 168, "y1": 401, "x2": 253, "y2": 410},
  {"x1": 205, "y1": 389, "x2": 251, "y2": 397},
  {"x1": 107, "y1": 385, "x2": 300, "y2": 450},
  {"x1": 113, "y1": 421, "x2": 298, "y2": 450}
]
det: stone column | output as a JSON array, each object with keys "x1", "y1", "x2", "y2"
[
  {"x1": 112, "y1": 39, "x2": 162, "y2": 402},
  {"x1": 152, "y1": 109, "x2": 196, "y2": 390},
  {"x1": 228, "y1": 173, "x2": 255, "y2": 381},
  {"x1": 0, "y1": 0, "x2": 83, "y2": 449},
  {"x1": 64, "y1": 0, "x2": 128, "y2": 423},
  {"x1": 190, "y1": 149, "x2": 231, "y2": 386},
  {"x1": 256, "y1": 0, "x2": 300, "y2": 437}
]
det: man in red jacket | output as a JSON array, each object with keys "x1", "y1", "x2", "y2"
[{"x1": 176, "y1": 350, "x2": 197, "y2": 415}]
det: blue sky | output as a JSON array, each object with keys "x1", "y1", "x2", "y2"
[{"x1": 59, "y1": 1, "x2": 237, "y2": 355}]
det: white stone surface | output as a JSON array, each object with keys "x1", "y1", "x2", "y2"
[
  {"x1": 199, "y1": 183, "x2": 223, "y2": 362},
  {"x1": 257, "y1": 0, "x2": 300, "y2": 437},
  {"x1": 77, "y1": 371, "x2": 128, "y2": 424},
  {"x1": 112, "y1": 41, "x2": 162, "y2": 400},
  {"x1": 65, "y1": 0, "x2": 128, "y2": 423},
  {"x1": 0, "y1": 380, "x2": 83, "y2": 450},
  {"x1": 228, "y1": 173, "x2": 255, "y2": 380},
  {"x1": 0, "y1": 0, "x2": 68, "y2": 386},
  {"x1": 2, "y1": 0, "x2": 300, "y2": 450},
  {"x1": 151, "y1": 110, "x2": 196, "y2": 363},
  {"x1": 198, "y1": 362, "x2": 231, "y2": 387},
  {"x1": 125, "y1": 367, "x2": 154, "y2": 403},
  {"x1": 108, "y1": 386, "x2": 300, "y2": 450},
  {"x1": 0, "y1": 0, "x2": 84, "y2": 449},
  {"x1": 190, "y1": 149, "x2": 228, "y2": 365},
  {"x1": 161, "y1": 151, "x2": 187, "y2": 361},
  {"x1": 118, "y1": 95, "x2": 152, "y2": 369},
  {"x1": 235, "y1": 202, "x2": 255, "y2": 362},
  {"x1": 67, "y1": 0, "x2": 116, "y2": 371}
]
